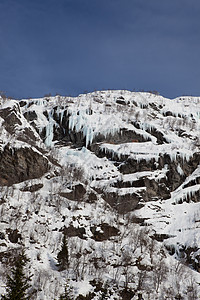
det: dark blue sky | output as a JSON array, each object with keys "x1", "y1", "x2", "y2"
[{"x1": 0, "y1": 0, "x2": 200, "y2": 99}]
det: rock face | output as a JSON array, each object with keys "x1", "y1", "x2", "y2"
[
  {"x1": 0, "y1": 105, "x2": 22, "y2": 135},
  {"x1": 102, "y1": 190, "x2": 141, "y2": 213},
  {"x1": 90, "y1": 223, "x2": 119, "y2": 241},
  {"x1": 0, "y1": 91, "x2": 200, "y2": 299},
  {"x1": 13, "y1": 95, "x2": 200, "y2": 209},
  {"x1": 0, "y1": 145, "x2": 49, "y2": 185},
  {"x1": 1, "y1": 93, "x2": 199, "y2": 204}
]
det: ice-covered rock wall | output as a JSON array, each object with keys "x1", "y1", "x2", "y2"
[{"x1": 0, "y1": 90, "x2": 199, "y2": 299}]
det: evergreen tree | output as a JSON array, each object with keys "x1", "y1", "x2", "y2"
[
  {"x1": 1, "y1": 251, "x2": 31, "y2": 300},
  {"x1": 57, "y1": 234, "x2": 69, "y2": 271}
]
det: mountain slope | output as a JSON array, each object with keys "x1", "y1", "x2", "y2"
[{"x1": 0, "y1": 90, "x2": 199, "y2": 299}]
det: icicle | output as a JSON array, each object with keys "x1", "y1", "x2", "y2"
[
  {"x1": 45, "y1": 110, "x2": 55, "y2": 147},
  {"x1": 60, "y1": 109, "x2": 65, "y2": 125}
]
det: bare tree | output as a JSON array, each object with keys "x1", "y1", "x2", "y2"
[{"x1": 153, "y1": 255, "x2": 168, "y2": 293}]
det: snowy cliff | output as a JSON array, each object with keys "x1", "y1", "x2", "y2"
[{"x1": 0, "y1": 90, "x2": 199, "y2": 299}]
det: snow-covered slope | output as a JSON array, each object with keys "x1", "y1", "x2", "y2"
[{"x1": 0, "y1": 90, "x2": 199, "y2": 299}]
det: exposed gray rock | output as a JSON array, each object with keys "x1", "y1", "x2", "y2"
[
  {"x1": 102, "y1": 191, "x2": 141, "y2": 214},
  {"x1": 90, "y1": 223, "x2": 119, "y2": 241},
  {"x1": 0, "y1": 145, "x2": 49, "y2": 186},
  {"x1": 23, "y1": 111, "x2": 38, "y2": 121},
  {"x1": 20, "y1": 183, "x2": 44, "y2": 192},
  {"x1": 61, "y1": 225, "x2": 86, "y2": 239}
]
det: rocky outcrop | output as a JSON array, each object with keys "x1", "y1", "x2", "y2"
[
  {"x1": 61, "y1": 225, "x2": 86, "y2": 239},
  {"x1": 20, "y1": 183, "x2": 44, "y2": 192},
  {"x1": 102, "y1": 191, "x2": 141, "y2": 214},
  {"x1": 0, "y1": 145, "x2": 49, "y2": 186},
  {"x1": 90, "y1": 223, "x2": 119, "y2": 241},
  {"x1": 59, "y1": 183, "x2": 86, "y2": 201},
  {"x1": 0, "y1": 105, "x2": 21, "y2": 135},
  {"x1": 113, "y1": 177, "x2": 170, "y2": 202},
  {"x1": 59, "y1": 183, "x2": 97, "y2": 203}
]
